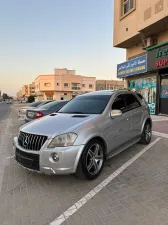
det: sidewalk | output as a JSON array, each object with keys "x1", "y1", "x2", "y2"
[{"x1": 151, "y1": 115, "x2": 168, "y2": 122}]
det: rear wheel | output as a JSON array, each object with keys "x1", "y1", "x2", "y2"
[
  {"x1": 139, "y1": 122, "x2": 152, "y2": 145},
  {"x1": 76, "y1": 139, "x2": 105, "y2": 180}
]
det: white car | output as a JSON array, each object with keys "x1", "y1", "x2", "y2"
[{"x1": 7, "y1": 100, "x2": 12, "y2": 104}]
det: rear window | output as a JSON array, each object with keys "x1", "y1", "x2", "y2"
[
  {"x1": 39, "y1": 101, "x2": 66, "y2": 110},
  {"x1": 28, "y1": 101, "x2": 42, "y2": 107}
]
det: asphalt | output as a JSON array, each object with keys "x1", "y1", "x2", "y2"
[{"x1": 0, "y1": 102, "x2": 11, "y2": 122}]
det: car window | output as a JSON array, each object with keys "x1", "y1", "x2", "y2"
[
  {"x1": 29, "y1": 101, "x2": 42, "y2": 107},
  {"x1": 124, "y1": 94, "x2": 141, "y2": 112},
  {"x1": 112, "y1": 95, "x2": 126, "y2": 112},
  {"x1": 59, "y1": 95, "x2": 112, "y2": 114},
  {"x1": 53, "y1": 101, "x2": 68, "y2": 111},
  {"x1": 39, "y1": 101, "x2": 60, "y2": 110},
  {"x1": 37, "y1": 100, "x2": 52, "y2": 107},
  {"x1": 136, "y1": 93, "x2": 147, "y2": 105}
]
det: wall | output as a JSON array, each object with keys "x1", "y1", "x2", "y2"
[
  {"x1": 126, "y1": 30, "x2": 168, "y2": 60},
  {"x1": 114, "y1": 0, "x2": 168, "y2": 47},
  {"x1": 96, "y1": 80, "x2": 124, "y2": 90},
  {"x1": 81, "y1": 77, "x2": 96, "y2": 92},
  {"x1": 34, "y1": 72, "x2": 96, "y2": 100}
]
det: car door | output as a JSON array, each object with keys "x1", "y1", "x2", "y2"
[
  {"x1": 105, "y1": 94, "x2": 132, "y2": 151},
  {"x1": 124, "y1": 93, "x2": 143, "y2": 138}
]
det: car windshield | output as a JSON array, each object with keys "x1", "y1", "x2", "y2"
[
  {"x1": 28, "y1": 101, "x2": 42, "y2": 107},
  {"x1": 58, "y1": 95, "x2": 112, "y2": 114},
  {"x1": 39, "y1": 101, "x2": 66, "y2": 110}
]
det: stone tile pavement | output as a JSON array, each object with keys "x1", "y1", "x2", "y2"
[
  {"x1": 62, "y1": 138, "x2": 168, "y2": 225},
  {"x1": 0, "y1": 104, "x2": 168, "y2": 225}
]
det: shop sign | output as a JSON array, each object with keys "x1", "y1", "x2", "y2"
[
  {"x1": 148, "y1": 43, "x2": 168, "y2": 71},
  {"x1": 117, "y1": 55, "x2": 147, "y2": 78}
]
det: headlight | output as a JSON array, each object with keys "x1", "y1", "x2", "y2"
[{"x1": 48, "y1": 133, "x2": 77, "y2": 148}]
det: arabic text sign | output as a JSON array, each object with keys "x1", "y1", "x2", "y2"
[{"x1": 117, "y1": 55, "x2": 147, "y2": 78}]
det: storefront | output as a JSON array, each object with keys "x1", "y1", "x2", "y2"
[
  {"x1": 117, "y1": 54, "x2": 157, "y2": 115},
  {"x1": 147, "y1": 42, "x2": 168, "y2": 115}
]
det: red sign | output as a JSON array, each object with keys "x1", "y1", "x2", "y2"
[{"x1": 156, "y1": 59, "x2": 168, "y2": 68}]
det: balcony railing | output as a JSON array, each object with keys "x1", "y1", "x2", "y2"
[{"x1": 72, "y1": 87, "x2": 81, "y2": 90}]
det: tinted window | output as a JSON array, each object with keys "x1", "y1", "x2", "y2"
[
  {"x1": 39, "y1": 101, "x2": 64, "y2": 110},
  {"x1": 124, "y1": 94, "x2": 141, "y2": 111},
  {"x1": 53, "y1": 101, "x2": 68, "y2": 111},
  {"x1": 112, "y1": 95, "x2": 126, "y2": 112},
  {"x1": 38, "y1": 100, "x2": 52, "y2": 107},
  {"x1": 59, "y1": 95, "x2": 111, "y2": 114},
  {"x1": 29, "y1": 101, "x2": 42, "y2": 107}
]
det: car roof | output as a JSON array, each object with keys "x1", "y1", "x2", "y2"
[{"x1": 77, "y1": 89, "x2": 133, "y2": 97}]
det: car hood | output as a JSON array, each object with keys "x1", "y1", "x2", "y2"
[{"x1": 21, "y1": 113, "x2": 99, "y2": 137}]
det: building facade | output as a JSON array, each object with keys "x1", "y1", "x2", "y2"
[
  {"x1": 114, "y1": 0, "x2": 168, "y2": 115},
  {"x1": 34, "y1": 68, "x2": 96, "y2": 100},
  {"x1": 96, "y1": 80, "x2": 124, "y2": 91},
  {"x1": 22, "y1": 85, "x2": 29, "y2": 98},
  {"x1": 28, "y1": 82, "x2": 35, "y2": 96}
]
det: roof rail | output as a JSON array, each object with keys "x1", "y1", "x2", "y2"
[{"x1": 118, "y1": 88, "x2": 131, "y2": 91}]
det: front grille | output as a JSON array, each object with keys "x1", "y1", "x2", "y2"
[
  {"x1": 15, "y1": 148, "x2": 39, "y2": 171},
  {"x1": 18, "y1": 131, "x2": 47, "y2": 151}
]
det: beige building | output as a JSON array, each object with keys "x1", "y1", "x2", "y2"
[
  {"x1": 16, "y1": 90, "x2": 22, "y2": 99},
  {"x1": 21, "y1": 82, "x2": 35, "y2": 99},
  {"x1": 113, "y1": 0, "x2": 168, "y2": 115},
  {"x1": 34, "y1": 68, "x2": 96, "y2": 100},
  {"x1": 96, "y1": 80, "x2": 124, "y2": 91},
  {"x1": 28, "y1": 82, "x2": 35, "y2": 96},
  {"x1": 22, "y1": 85, "x2": 29, "y2": 98}
]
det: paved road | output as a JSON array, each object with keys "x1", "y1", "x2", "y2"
[
  {"x1": 0, "y1": 104, "x2": 168, "y2": 225},
  {"x1": 0, "y1": 102, "x2": 11, "y2": 122}
]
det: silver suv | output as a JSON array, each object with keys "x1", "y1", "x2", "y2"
[{"x1": 14, "y1": 90, "x2": 152, "y2": 180}]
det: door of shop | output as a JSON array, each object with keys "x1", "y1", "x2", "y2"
[{"x1": 160, "y1": 75, "x2": 168, "y2": 115}]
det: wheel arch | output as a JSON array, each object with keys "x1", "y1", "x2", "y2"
[{"x1": 141, "y1": 117, "x2": 152, "y2": 134}]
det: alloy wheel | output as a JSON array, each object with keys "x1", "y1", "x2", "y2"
[{"x1": 86, "y1": 143, "x2": 104, "y2": 175}]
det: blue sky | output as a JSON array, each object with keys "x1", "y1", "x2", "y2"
[{"x1": 0, "y1": 0, "x2": 125, "y2": 95}]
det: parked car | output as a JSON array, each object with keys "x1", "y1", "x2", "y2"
[
  {"x1": 25, "y1": 100, "x2": 68, "y2": 123},
  {"x1": 7, "y1": 99, "x2": 12, "y2": 104},
  {"x1": 14, "y1": 90, "x2": 152, "y2": 180},
  {"x1": 20, "y1": 100, "x2": 27, "y2": 103},
  {"x1": 18, "y1": 100, "x2": 52, "y2": 120}
]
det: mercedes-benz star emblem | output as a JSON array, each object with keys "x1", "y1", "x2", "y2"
[{"x1": 23, "y1": 135, "x2": 29, "y2": 148}]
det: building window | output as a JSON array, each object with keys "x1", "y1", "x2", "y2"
[
  {"x1": 64, "y1": 93, "x2": 67, "y2": 95},
  {"x1": 89, "y1": 84, "x2": 93, "y2": 88},
  {"x1": 64, "y1": 83, "x2": 69, "y2": 87},
  {"x1": 46, "y1": 96, "x2": 53, "y2": 100},
  {"x1": 57, "y1": 83, "x2": 59, "y2": 86},
  {"x1": 44, "y1": 83, "x2": 51, "y2": 87},
  {"x1": 122, "y1": 0, "x2": 134, "y2": 16},
  {"x1": 82, "y1": 84, "x2": 85, "y2": 87}
]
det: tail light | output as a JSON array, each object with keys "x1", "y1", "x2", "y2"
[{"x1": 36, "y1": 112, "x2": 44, "y2": 119}]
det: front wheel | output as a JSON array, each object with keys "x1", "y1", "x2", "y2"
[
  {"x1": 139, "y1": 122, "x2": 152, "y2": 145},
  {"x1": 76, "y1": 139, "x2": 105, "y2": 180}
]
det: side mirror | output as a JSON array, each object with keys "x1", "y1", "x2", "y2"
[{"x1": 110, "y1": 109, "x2": 122, "y2": 118}]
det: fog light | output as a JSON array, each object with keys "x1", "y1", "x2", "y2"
[{"x1": 52, "y1": 153, "x2": 59, "y2": 162}]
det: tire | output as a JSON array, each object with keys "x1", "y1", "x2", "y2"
[
  {"x1": 76, "y1": 139, "x2": 105, "y2": 180},
  {"x1": 139, "y1": 122, "x2": 152, "y2": 145}
]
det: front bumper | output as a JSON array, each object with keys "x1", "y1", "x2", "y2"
[{"x1": 13, "y1": 137, "x2": 84, "y2": 175}]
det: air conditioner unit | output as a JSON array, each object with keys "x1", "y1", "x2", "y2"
[{"x1": 146, "y1": 37, "x2": 153, "y2": 47}]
